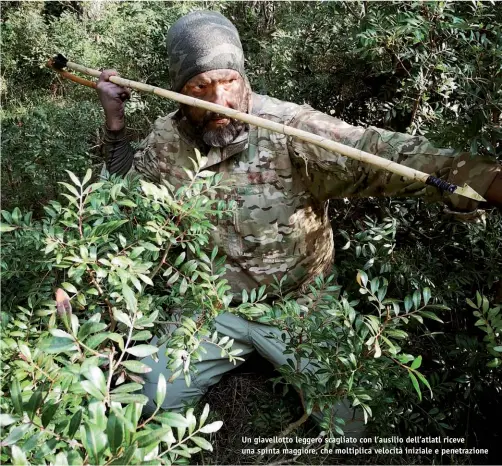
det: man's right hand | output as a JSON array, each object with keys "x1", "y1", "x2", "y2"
[{"x1": 96, "y1": 69, "x2": 131, "y2": 131}]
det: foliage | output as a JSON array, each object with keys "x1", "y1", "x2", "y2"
[
  {"x1": 0, "y1": 160, "x2": 235, "y2": 464},
  {"x1": 1, "y1": 1, "x2": 502, "y2": 464},
  {"x1": 0, "y1": 167, "x2": 458, "y2": 464},
  {"x1": 262, "y1": 273, "x2": 441, "y2": 434},
  {"x1": 328, "y1": 197, "x2": 501, "y2": 462},
  {"x1": 2, "y1": 1, "x2": 500, "y2": 213}
]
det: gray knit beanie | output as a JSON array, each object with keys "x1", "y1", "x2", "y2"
[{"x1": 166, "y1": 10, "x2": 246, "y2": 92}]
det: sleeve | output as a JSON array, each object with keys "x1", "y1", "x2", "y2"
[
  {"x1": 103, "y1": 118, "x2": 167, "y2": 183},
  {"x1": 287, "y1": 107, "x2": 500, "y2": 211},
  {"x1": 102, "y1": 126, "x2": 135, "y2": 176}
]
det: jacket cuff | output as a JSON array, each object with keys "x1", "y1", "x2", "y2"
[
  {"x1": 103, "y1": 124, "x2": 127, "y2": 142},
  {"x1": 445, "y1": 153, "x2": 500, "y2": 211}
]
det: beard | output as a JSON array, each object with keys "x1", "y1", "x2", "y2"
[
  {"x1": 181, "y1": 81, "x2": 250, "y2": 147},
  {"x1": 201, "y1": 117, "x2": 245, "y2": 147}
]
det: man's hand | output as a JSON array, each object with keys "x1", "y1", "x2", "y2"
[{"x1": 96, "y1": 69, "x2": 131, "y2": 131}]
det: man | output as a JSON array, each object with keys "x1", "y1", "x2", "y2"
[{"x1": 97, "y1": 11, "x2": 501, "y2": 433}]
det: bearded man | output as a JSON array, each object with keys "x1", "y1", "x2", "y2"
[{"x1": 97, "y1": 10, "x2": 502, "y2": 434}]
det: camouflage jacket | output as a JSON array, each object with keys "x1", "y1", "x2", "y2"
[{"x1": 129, "y1": 93, "x2": 499, "y2": 297}]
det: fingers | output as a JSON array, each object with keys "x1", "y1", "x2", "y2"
[
  {"x1": 119, "y1": 87, "x2": 132, "y2": 101},
  {"x1": 97, "y1": 69, "x2": 131, "y2": 99},
  {"x1": 99, "y1": 69, "x2": 118, "y2": 83}
]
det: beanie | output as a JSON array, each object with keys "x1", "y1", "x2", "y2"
[{"x1": 166, "y1": 10, "x2": 246, "y2": 92}]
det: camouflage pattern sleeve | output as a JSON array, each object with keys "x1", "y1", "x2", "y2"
[
  {"x1": 288, "y1": 107, "x2": 500, "y2": 211},
  {"x1": 127, "y1": 117, "x2": 171, "y2": 184}
]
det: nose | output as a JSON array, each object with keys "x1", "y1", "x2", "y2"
[{"x1": 210, "y1": 84, "x2": 230, "y2": 107}]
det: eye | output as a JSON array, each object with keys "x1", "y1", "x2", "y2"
[{"x1": 194, "y1": 84, "x2": 207, "y2": 91}]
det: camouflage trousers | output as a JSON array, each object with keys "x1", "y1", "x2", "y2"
[{"x1": 141, "y1": 312, "x2": 366, "y2": 436}]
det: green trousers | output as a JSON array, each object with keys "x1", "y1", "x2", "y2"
[{"x1": 142, "y1": 312, "x2": 365, "y2": 435}]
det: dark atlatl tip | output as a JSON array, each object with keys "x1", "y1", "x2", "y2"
[{"x1": 52, "y1": 53, "x2": 68, "y2": 70}]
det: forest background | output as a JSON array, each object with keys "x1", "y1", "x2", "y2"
[{"x1": 1, "y1": 1, "x2": 502, "y2": 465}]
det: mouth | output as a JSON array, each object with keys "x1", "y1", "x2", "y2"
[
  {"x1": 210, "y1": 117, "x2": 229, "y2": 123},
  {"x1": 206, "y1": 117, "x2": 230, "y2": 128}
]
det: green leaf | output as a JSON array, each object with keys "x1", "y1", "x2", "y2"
[
  {"x1": 167, "y1": 271, "x2": 180, "y2": 286},
  {"x1": 179, "y1": 278, "x2": 188, "y2": 296},
  {"x1": 65, "y1": 170, "x2": 82, "y2": 187},
  {"x1": 11, "y1": 379, "x2": 23, "y2": 415},
  {"x1": 92, "y1": 220, "x2": 129, "y2": 237},
  {"x1": 420, "y1": 310, "x2": 444, "y2": 323},
  {"x1": 415, "y1": 371, "x2": 433, "y2": 398},
  {"x1": 0, "y1": 413, "x2": 19, "y2": 427},
  {"x1": 49, "y1": 329, "x2": 74, "y2": 339},
  {"x1": 136, "y1": 427, "x2": 173, "y2": 448},
  {"x1": 174, "y1": 252, "x2": 186, "y2": 267},
  {"x1": 26, "y1": 388, "x2": 43, "y2": 420},
  {"x1": 138, "y1": 274, "x2": 153, "y2": 286},
  {"x1": 154, "y1": 412, "x2": 189, "y2": 428},
  {"x1": 356, "y1": 270, "x2": 368, "y2": 287},
  {"x1": 82, "y1": 168, "x2": 92, "y2": 186},
  {"x1": 466, "y1": 298, "x2": 478, "y2": 309},
  {"x1": 199, "y1": 404, "x2": 210, "y2": 428},
  {"x1": 113, "y1": 309, "x2": 132, "y2": 328},
  {"x1": 41, "y1": 337, "x2": 78, "y2": 354},
  {"x1": 68, "y1": 409, "x2": 82, "y2": 439},
  {"x1": 404, "y1": 296, "x2": 413, "y2": 312},
  {"x1": 120, "y1": 360, "x2": 152, "y2": 374},
  {"x1": 11, "y1": 445, "x2": 29, "y2": 466},
  {"x1": 109, "y1": 444, "x2": 137, "y2": 465},
  {"x1": 107, "y1": 413, "x2": 124, "y2": 455},
  {"x1": 0, "y1": 423, "x2": 32, "y2": 446},
  {"x1": 409, "y1": 372, "x2": 422, "y2": 401},
  {"x1": 122, "y1": 283, "x2": 137, "y2": 312},
  {"x1": 156, "y1": 373, "x2": 167, "y2": 407},
  {"x1": 59, "y1": 182, "x2": 80, "y2": 197},
  {"x1": 423, "y1": 287, "x2": 431, "y2": 306},
  {"x1": 21, "y1": 432, "x2": 42, "y2": 453},
  {"x1": 191, "y1": 436, "x2": 213, "y2": 451},
  {"x1": 107, "y1": 332, "x2": 125, "y2": 351},
  {"x1": 78, "y1": 322, "x2": 107, "y2": 341},
  {"x1": 111, "y1": 383, "x2": 143, "y2": 394},
  {"x1": 62, "y1": 282, "x2": 78, "y2": 294},
  {"x1": 41, "y1": 401, "x2": 59, "y2": 428},
  {"x1": 81, "y1": 381, "x2": 105, "y2": 401},
  {"x1": 83, "y1": 366, "x2": 107, "y2": 395},
  {"x1": 487, "y1": 358, "x2": 501, "y2": 368},
  {"x1": 109, "y1": 394, "x2": 149, "y2": 405},
  {"x1": 66, "y1": 451, "x2": 83, "y2": 466},
  {"x1": 410, "y1": 356, "x2": 422, "y2": 370},
  {"x1": 85, "y1": 333, "x2": 110, "y2": 349},
  {"x1": 53, "y1": 452, "x2": 69, "y2": 466},
  {"x1": 186, "y1": 408, "x2": 196, "y2": 434},
  {"x1": 125, "y1": 345, "x2": 158, "y2": 357},
  {"x1": 82, "y1": 423, "x2": 107, "y2": 465},
  {"x1": 493, "y1": 346, "x2": 502, "y2": 352},
  {"x1": 412, "y1": 290, "x2": 421, "y2": 309},
  {"x1": 199, "y1": 420, "x2": 223, "y2": 434},
  {"x1": 0, "y1": 223, "x2": 17, "y2": 233},
  {"x1": 131, "y1": 330, "x2": 152, "y2": 341}
]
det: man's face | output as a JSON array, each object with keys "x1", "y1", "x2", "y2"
[{"x1": 180, "y1": 69, "x2": 249, "y2": 147}]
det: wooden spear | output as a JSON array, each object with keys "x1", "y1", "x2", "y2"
[{"x1": 47, "y1": 54, "x2": 485, "y2": 202}]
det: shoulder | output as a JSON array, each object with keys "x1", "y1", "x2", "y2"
[
  {"x1": 251, "y1": 93, "x2": 310, "y2": 124},
  {"x1": 149, "y1": 112, "x2": 179, "y2": 142}
]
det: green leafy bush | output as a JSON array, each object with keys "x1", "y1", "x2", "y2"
[
  {"x1": 0, "y1": 157, "x2": 235, "y2": 464},
  {"x1": 2, "y1": 2, "x2": 502, "y2": 464}
]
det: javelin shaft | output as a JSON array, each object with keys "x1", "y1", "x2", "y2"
[{"x1": 58, "y1": 59, "x2": 485, "y2": 202}]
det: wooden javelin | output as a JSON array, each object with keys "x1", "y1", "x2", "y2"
[{"x1": 46, "y1": 54, "x2": 485, "y2": 202}]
